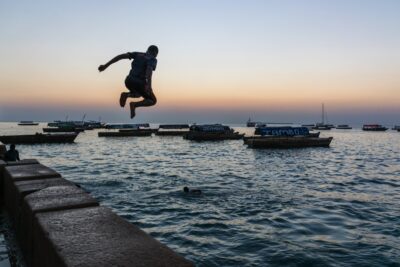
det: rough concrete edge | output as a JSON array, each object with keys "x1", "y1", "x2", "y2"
[{"x1": 4, "y1": 160, "x2": 194, "y2": 267}]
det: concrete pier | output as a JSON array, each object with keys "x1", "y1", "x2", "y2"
[
  {"x1": 0, "y1": 160, "x2": 193, "y2": 267},
  {"x1": 22, "y1": 185, "x2": 99, "y2": 266},
  {"x1": 3, "y1": 164, "x2": 61, "y2": 223}
]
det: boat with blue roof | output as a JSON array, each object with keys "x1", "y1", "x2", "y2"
[{"x1": 184, "y1": 124, "x2": 243, "y2": 141}]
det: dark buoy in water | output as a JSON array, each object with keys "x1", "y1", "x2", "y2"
[{"x1": 183, "y1": 186, "x2": 202, "y2": 195}]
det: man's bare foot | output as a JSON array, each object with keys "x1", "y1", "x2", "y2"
[
  {"x1": 120, "y1": 93, "x2": 129, "y2": 107},
  {"x1": 129, "y1": 102, "x2": 136, "y2": 118}
]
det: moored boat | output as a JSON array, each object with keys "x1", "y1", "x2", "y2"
[
  {"x1": 245, "y1": 126, "x2": 332, "y2": 148},
  {"x1": 18, "y1": 121, "x2": 39, "y2": 126},
  {"x1": 43, "y1": 127, "x2": 85, "y2": 133},
  {"x1": 362, "y1": 124, "x2": 388, "y2": 131},
  {"x1": 312, "y1": 104, "x2": 334, "y2": 130},
  {"x1": 156, "y1": 124, "x2": 190, "y2": 136},
  {"x1": 247, "y1": 136, "x2": 333, "y2": 148},
  {"x1": 246, "y1": 118, "x2": 257, "y2": 127},
  {"x1": 0, "y1": 133, "x2": 78, "y2": 144},
  {"x1": 336, "y1": 124, "x2": 352, "y2": 129},
  {"x1": 104, "y1": 123, "x2": 150, "y2": 129},
  {"x1": 312, "y1": 123, "x2": 333, "y2": 130},
  {"x1": 392, "y1": 125, "x2": 400, "y2": 130},
  {"x1": 184, "y1": 124, "x2": 244, "y2": 141},
  {"x1": 98, "y1": 129, "x2": 153, "y2": 137}
]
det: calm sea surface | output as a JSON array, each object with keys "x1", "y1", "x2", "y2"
[{"x1": 1, "y1": 123, "x2": 399, "y2": 266}]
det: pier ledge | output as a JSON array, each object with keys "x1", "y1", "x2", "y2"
[{"x1": 0, "y1": 157, "x2": 193, "y2": 267}]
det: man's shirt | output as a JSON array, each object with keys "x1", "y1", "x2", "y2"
[{"x1": 128, "y1": 52, "x2": 157, "y2": 80}]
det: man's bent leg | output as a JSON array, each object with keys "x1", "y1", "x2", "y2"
[
  {"x1": 119, "y1": 92, "x2": 129, "y2": 107},
  {"x1": 129, "y1": 92, "x2": 157, "y2": 119}
]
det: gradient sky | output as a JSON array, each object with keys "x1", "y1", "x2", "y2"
[{"x1": 1, "y1": 0, "x2": 399, "y2": 123}]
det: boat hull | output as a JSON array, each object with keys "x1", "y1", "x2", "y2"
[
  {"x1": 156, "y1": 131, "x2": 189, "y2": 136},
  {"x1": 43, "y1": 127, "x2": 84, "y2": 133},
  {"x1": 246, "y1": 136, "x2": 333, "y2": 149},
  {"x1": 362, "y1": 128, "x2": 388, "y2": 131},
  {"x1": 18, "y1": 123, "x2": 39, "y2": 126},
  {"x1": 98, "y1": 130, "x2": 152, "y2": 137},
  {"x1": 0, "y1": 133, "x2": 78, "y2": 144},
  {"x1": 183, "y1": 132, "x2": 244, "y2": 141}
]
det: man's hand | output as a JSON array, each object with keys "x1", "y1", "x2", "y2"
[{"x1": 98, "y1": 64, "x2": 108, "y2": 72}]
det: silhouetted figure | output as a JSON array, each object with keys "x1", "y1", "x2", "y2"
[
  {"x1": 98, "y1": 45, "x2": 159, "y2": 119},
  {"x1": 183, "y1": 186, "x2": 202, "y2": 195},
  {"x1": 4, "y1": 144, "x2": 20, "y2": 161}
]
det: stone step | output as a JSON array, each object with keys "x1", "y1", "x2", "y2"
[
  {"x1": 21, "y1": 185, "x2": 99, "y2": 266},
  {"x1": 33, "y1": 206, "x2": 193, "y2": 267}
]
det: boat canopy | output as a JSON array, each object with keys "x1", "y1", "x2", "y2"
[
  {"x1": 190, "y1": 124, "x2": 231, "y2": 132},
  {"x1": 256, "y1": 126, "x2": 309, "y2": 136},
  {"x1": 105, "y1": 123, "x2": 150, "y2": 129},
  {"x1": 159, "y1": 124, "x2": 190, "y2": 129}
]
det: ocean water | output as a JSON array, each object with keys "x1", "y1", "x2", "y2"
[{"x1": 1, "y1": 123, "x2": 399, "y2": 267}]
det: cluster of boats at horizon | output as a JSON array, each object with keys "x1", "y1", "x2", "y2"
[
  {"x1": 2, "y1": 121, "x2": 333, "y2": 149},
  {"x1": 4, "y1": 118, "x2": 398, "y2": 148},
  {"x1": 247, "y1": 119, "x2": 396, "y2": 131}
]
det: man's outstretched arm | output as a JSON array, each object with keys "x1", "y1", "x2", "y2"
[{"x1": 98, "y1": 53, "x2": 131, "y2": 72}]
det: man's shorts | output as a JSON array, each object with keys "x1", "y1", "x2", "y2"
[{"x1": 125, "y1": 76, "x2": 151, "y2": 99}]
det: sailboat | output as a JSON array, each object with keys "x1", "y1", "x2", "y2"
[{"x1": 312, "y1": 104, "x2": 334, "y2": 130}]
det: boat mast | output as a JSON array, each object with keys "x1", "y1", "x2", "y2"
[{"x1": 322, "y1": 103, "x2": 325, "y2": 124}]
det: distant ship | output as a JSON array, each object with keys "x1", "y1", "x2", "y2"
[
  {"x1": 246, "y1": 118, "x2": 257, "y2": 127},
  {"x1": 336, "y1": 124, "x2": 352, "y2": 129},
  {"x1": 392, "y1": 125, "x2": 400, "y2": 130},
  {"x1": 312, "y1": 104, "x2": 334, "y2": 130},
  {"x1": 18, "y1": 121, "x2": 39, "y2": 126},
  {"x1": 362, "y1": 124, "x2": 388, "y2": 131}
]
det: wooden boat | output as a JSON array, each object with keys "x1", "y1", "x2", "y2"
[
  {"x1": 43, "y1": 127, "x2": 85, "y2": 133},
  {"x1": 104, "y1": 123, "x2": 150, "y2": 129},
  {"x1": 156, "y1": 124, "x2": 190, "y2": 136},
  {"x1": 47, "y1": 120, "x2": 103, "y2": 129},
  {"x1": 0, "y1": 133, "x2": 78, "y2": 144},
  {"x1": 362, "y1": 124, "x2": 388, "y2": 131},
  {"x1": 245, "y1": 131, "x2": 320, "y2": 144},
  {"x1": 312, "y1": 123, "x2": 333, "y2": 130},
  {"x1": 18, "y1": 121, "x2": 39, "y2": 126},
  {"x1": 246, "y1": 118, "x2": 257, "y2": 127},
  {"x1": 312, "y1": 104, "x2": 334, "y2": 130},
  {"x1": 245, "y1": 126, "x2": 330, "y2": 148},
  {"x1": 246, "y1": 136, "x2": 333, "y2": 149},
  {"x1": 183, "y1": 124, "x2": 244, "y2": 141},
  {"x1": 98, "y1": 129, "x2": 152, "y2": 137},
  {"x1": 336, "y1": 124, "x2": 352, "y2": 129}
]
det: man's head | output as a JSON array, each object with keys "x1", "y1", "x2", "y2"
[
  {"x1": 183, "y1": 186, "x2": 189, "y2": 193},
  {"x1": 147, "y1": 45, "x2": 159, "y2": 57},
  {"x1": 10, "y1": 144, "x2": 15, "y2": 151}
]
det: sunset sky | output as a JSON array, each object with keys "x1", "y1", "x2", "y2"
[{"x1": 1, "y1": 0, "x2": 399, "y2": 123}]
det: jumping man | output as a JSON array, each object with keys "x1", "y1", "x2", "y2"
[{"x1": 98, "y1": 45, "x2": 159, "y2": 118}]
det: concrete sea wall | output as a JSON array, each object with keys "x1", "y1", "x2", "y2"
[{"x1": 0, "y1": 156, "x2": 193, "y2": 267}]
